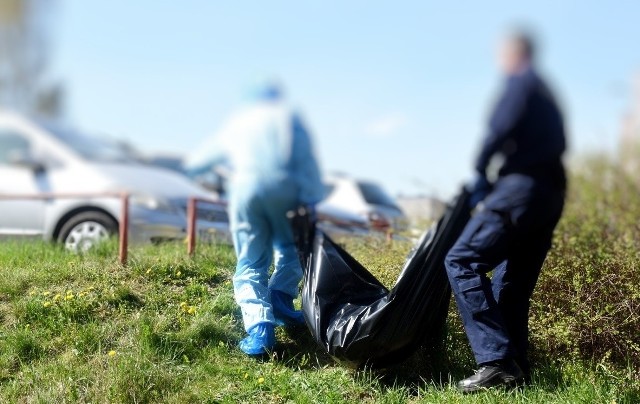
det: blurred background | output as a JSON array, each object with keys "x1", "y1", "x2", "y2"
[{"x1": 1, "y1": 0, "x2": 639, "y2": 247}]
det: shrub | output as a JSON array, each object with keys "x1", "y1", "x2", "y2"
[{"x1": 531, "y1": 155, "x2": 640, "y2": 369}]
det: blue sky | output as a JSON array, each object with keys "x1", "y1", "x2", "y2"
[{"x1": 54, "y1": 1, "x2": 640, "y2": 198}]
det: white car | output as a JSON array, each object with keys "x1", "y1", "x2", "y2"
[
  {"x1": 317, "y1": 175, "x2": 408, "y2": 236},
  {"x1": 0, "y1": 112, "x2": 230, "y2": 251}
]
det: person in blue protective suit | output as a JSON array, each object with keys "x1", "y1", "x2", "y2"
[
  {"x1": 185, "y1": 81, "x2": 324, "y2": 356},
  {"x1": 445, "y1": 31, "x2": 566, "y2": 393}
]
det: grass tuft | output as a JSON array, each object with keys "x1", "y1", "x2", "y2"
[{"x1": 0, "y1": 156, "x2": 639, "y2": 402}]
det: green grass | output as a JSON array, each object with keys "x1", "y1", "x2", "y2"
[{"x1": 0, "y1": 238, "x2": 638, "y2": 403}]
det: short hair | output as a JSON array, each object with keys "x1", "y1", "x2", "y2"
[{"x1": 510, "y1": 31, "x2": 536, "y2": 60}]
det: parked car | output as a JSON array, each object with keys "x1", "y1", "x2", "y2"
[
  {"x1": 317, "y1": 175, "x2": 408, "y2": 236},
  {"x1": 0, "y1": 112, "x2": 230, "y2": 251}
]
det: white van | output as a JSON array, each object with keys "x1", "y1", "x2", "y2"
[{"x1": 0, "y1": 112, "x2": 230, "y2": 251}]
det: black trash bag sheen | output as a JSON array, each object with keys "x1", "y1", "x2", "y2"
[{"x1": 293, "y1": 190, "x2": 470, "y2": 368}]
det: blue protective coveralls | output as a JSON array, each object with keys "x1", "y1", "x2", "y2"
[
  {"x1": 185, "y1": 88, "x2": 324, "y2": 335},
  {"x1": 445, "y1": 67, "x2": 566, "y2": 374}
]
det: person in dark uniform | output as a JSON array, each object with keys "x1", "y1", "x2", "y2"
[{"x1": 445, "y1": 31, "x2": 567, "y2": 393}]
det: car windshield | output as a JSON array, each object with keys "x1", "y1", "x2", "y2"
[
  {"x1": 42, "y1": 122, "x2": 134, "y2": 163},
  {"x1": 357, "y1": 182, "x2": 399, "y2": 209}
]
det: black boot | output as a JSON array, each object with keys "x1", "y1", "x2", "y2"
[
  {"x1": 457, "y1": 359, "x2": 525, "y2": 393},
  {"x1": 515, "y1": 357, "x2": 532, "y2": 384}
]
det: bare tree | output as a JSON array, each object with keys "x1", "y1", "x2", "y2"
[{"x1": 0, "y1": 0, "x2": 62, "y2": 118}]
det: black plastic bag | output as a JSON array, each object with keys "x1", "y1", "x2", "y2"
[{"x1": 292, "y1": 190, "x2": 470, "y2": 368}]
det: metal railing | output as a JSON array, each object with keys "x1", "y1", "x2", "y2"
[
  {"x1": 0, "y1": 192, "x2": 229, "y2": 262},
  {"x1": 186, "y1": 196, "x2": 228, "y2": 256},
  {"x1": 0, "y1": 192, "x2": 130, "y2": 265}
]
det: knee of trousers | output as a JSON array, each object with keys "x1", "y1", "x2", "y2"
[
  {"x1": 444, "y1": 245, "x2": 477, "y2": 280},
  {"x1": 233, "y1": 265, "x2": 269, "y2": 286},
  {"x1": 445, "y1": 252, "x2": 491, "y2": 316}
]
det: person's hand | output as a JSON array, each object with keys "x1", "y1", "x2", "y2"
[{"x1": 466, "y1": 173, "x2": 492, "y2": 209}]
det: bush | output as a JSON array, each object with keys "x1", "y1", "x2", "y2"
[{"x1": 531, "y1": 155, "x2": 640, "y2": 369}]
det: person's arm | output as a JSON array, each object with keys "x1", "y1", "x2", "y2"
[
  {"x1": 475, "y1": 76, "x2": 530, "y2": 175},
  {"x1": 183, "y1": 128, "x2": 229, "y2": 178},
  {"x1": 290, "y1": 114, "x2": 324, "y2": 205}
]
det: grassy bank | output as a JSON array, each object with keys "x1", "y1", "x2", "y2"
[
  {"x1": 0, "y1": 237, "x2": 638, "y2": 403},
  {"x1": 1, "y1": 155, "x2": 639, "y2": 403}
]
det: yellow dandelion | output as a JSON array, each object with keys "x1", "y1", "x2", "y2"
[
  {"x1": 258, "y1": 377, "x2": 265, "y2": 384},
  {"x1": 244, "y1": 372, "x2": 249, "y2": 379},
  {"x1": 43, "y1": 302, "x2": 51, "y2": 308},
  {"x1": 53, "y1": 294, "x2": 62, "y2": 301},
  {"x1": 179, "y1": 301, "x2": 187, "y2": 307},
  {"x1": 108, "y1": 350, "x2": 117, "y2": 357},
  {"x1": 176, "y1": 270, "x2": 182, "y2": 277},
  {"x1": 146, "y1": 269, "x2": 151, "y2": 274},
  {"x1": 42, "y1": 291, "x2": 51, "y2": 296},
  {"x1": 187, "y1": 306, "x2": 196, "y2": 315},
  {"x1": 64, "y1": 293, "x2": 74, "y2": 301}
]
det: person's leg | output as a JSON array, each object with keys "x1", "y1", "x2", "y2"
[
  {"x1": 264, "y1": 182, "x2": 305, "y2": 325},
  {"x1": 230, "y1": 186, "x2": 277, "y2": 340},
  {"x1": 445, "y1": 208, "x2": 514, "y2": 365},
  {"x1": 446, "y1": 208, "x2": 528, "y2": 393},
  {"x1": 269, "y1": 233, "x2": 302, "y2": 298},
  {"x1": 492, "y1": 238, "x2": 548, "y2": 377},
  {"x1": 491, "y1": 187, "x2": 564, "y2": 376}
]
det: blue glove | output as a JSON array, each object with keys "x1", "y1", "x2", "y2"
[{"x1": 466, "y1": 174, "x2": 492, "y2": 209}]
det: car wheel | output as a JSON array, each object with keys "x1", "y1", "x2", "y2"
[{"x1": 57, "y1": 211, "x2": 118, "y2": 252}]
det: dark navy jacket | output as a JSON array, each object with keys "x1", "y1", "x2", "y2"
[{"x1": 475, "y1": 67, "x2": 566, "y2": 184}]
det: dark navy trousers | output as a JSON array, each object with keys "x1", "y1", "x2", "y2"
[{"x1": 445, "y1": 173, "x2": 565, "y2": 372}]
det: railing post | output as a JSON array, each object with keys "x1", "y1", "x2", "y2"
[
  {"x1": 119, "y1": 193, "x2": 129, "y2": 266},
  {"x1": 0, "y1": 191, "x2": 131, "y2": 264},
  {"x1": 187, "y1": 197, "x2": 197, "y2": 256}
]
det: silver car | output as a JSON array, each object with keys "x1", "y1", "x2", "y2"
[
  {"x1": 317, "y1": 175, "x2": 408, "y2": 237},
  {"x1": 0, "y1": 112, "x2": 230, "y2": 251}
]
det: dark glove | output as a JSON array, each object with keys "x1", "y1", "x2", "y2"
[
  {"x1": 466, "y1": 173, "x2": 492, "y2": 209},
  {"x1": 287, "y1": 204, "x2": 317, "y2": 269},
  {"x1": 305, "y1": 204, "x2": 317, "y2": 223}
]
